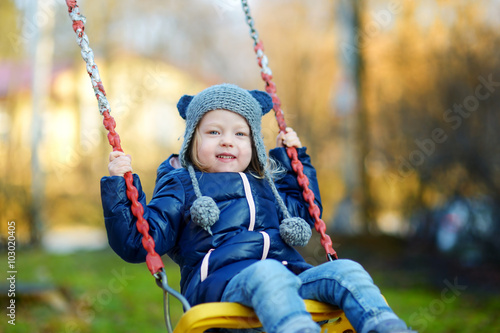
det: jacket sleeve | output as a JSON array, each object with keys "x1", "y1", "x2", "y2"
[
  {"x1": 268, "y1": 147, "x2": 323, "y2": 227},
  {"x1": 100, "y1": 172, "x2": 186, "y2": 263}
]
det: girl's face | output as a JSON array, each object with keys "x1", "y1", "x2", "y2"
[{"x1": 195, "y1": 109, "x2": 253, "y2": 173}]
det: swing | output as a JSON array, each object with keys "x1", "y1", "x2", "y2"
[{"x1": 65, "y1": 1, "x2": 354, "y2": 332}]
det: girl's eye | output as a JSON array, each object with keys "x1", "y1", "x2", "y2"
[
  {"x1": 236, "y1": 132, "x2": 248, "y2": 137},
  {"x1": 208, "y1": 130, "x2": 219, "y2": 135}
]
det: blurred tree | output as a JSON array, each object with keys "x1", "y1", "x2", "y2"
[
  {"x1": 1, "y1": 1, "x2": 21, "y2": 58},
  {"x1": 368, "y1": 0, "x2": 500, "y2": 241},
  {"x1": 29, "y1": 0, "x2": 55, "y2": 246},
  {"x1": 329, "y1": 0, "x2": 373, "y2": 234},
  {"x1": 6, "y1": 0, "x2": 500, "y2": 247},
  {"x1": 351, "y1": 0, "x2": 374, "y2": 234}
]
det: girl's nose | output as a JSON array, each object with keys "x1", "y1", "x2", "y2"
[{"x1": 220, "y1": 134, "x2": 234, "y2": 147}]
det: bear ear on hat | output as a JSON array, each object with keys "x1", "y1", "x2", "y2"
[
  {"x1": 177, "y1": 95, "x2": 194, "y2": 120},
  {"x1": 249, "y1": 90, "x2": 274, "y2": 116}
]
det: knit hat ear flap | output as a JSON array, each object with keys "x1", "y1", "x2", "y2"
[
  {"x1": 248, "y1": 90, "x2": 274, "y2": 116},
  {"x1": 187, "y1": 165, "x2": 220, "y2": 235},
  {"x1": 265, "y1": 171, "x2": 312, "y2": 247},
  {"x1": 177, "y1": 95, "x2": 194, "y2": 120}
]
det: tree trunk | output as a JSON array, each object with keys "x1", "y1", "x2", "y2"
[{"x1": 29, "y1": 0, "x2": 55, "y2": 246}]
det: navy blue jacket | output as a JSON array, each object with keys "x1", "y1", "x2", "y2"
[{"x1": 100, "y1": 147, "x2": 322, "y2": 306}]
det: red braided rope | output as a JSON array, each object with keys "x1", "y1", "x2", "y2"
[
  {"x1": 252, "y1": 39, "x2": 338, "y2": 261},
  {"x1": 66, "y1": 0, "x2": 164, "y2": 275}
]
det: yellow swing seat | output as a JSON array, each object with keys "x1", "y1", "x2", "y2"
[{"x1": 174, "y1": 299, "x2": 355, "y2": 333}]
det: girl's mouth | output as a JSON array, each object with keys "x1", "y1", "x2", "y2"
[{"x1": 217, "y1": 154, "x2": 236, "y2": 160}]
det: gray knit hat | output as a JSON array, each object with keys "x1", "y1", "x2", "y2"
[{"x1": 177, "y1": 83, "x2": 311, "y2": 246}]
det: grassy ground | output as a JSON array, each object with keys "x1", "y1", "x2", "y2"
[
  {"x1": 319, "y1": 235, "x2": 500, "y2": 333},
  {"x1": 1, "y1": 237, "x2": 499, "y2": 332},
  {"x1": 1, "y1": 248, "x2": 180, "y2": 333}
]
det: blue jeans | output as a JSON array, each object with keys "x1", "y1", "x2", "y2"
[{"x1": 221, "y1": 259, "x2": 401, "y2": 333}]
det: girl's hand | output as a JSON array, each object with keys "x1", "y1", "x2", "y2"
[
  {"x1": 276, "y1": 127, "x2": 302, "y2": 148},
  {"x1": 108, "y1": 151, "x2": 133, "y2": 177}
]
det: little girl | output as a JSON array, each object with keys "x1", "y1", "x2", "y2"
[{"x1": 101, "y1": 84, "x2": 416, "y2": 333}]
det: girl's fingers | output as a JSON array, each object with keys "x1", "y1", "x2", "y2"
[
  {"x1": 108, "y1": 153, "x2": 132, "y2": 176},
  {"x1": 276, "y1": 130, "x2": 287, "y2": 147},
  {"x1": 282, "y1": 128, "x2": 302, "y2": 148},
  {"x1": 276, "y1": 127, "x2": 303, "y2": 148}
]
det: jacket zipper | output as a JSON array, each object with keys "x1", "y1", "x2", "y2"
[
  {"x1": 239, "y1": 172, "x2": 256, "y2": 231},
  {"x1": 200, "y1": 173, "x2": 269, "y2": 282},
  {"x1": 240, "y1": 173, "x2": 269, "y2": 260}
]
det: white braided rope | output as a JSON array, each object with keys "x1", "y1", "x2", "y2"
[
  {"x1": 241, "y1": 0, "x2": 272, "y2": 76},
  {"x1": 68, "y1": 4, "x2": 111, "y2": 115}
]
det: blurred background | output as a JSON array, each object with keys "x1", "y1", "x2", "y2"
[{"x1": 1, "y1": 0, "x2": 500, "y2": 332}]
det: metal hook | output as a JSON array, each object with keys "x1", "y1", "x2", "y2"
[{"x1": 155, "y1": 269, "x2": 192, "y2": 332}]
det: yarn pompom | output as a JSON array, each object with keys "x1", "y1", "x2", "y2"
[
  {"x1": 190, "y1": 196, "x2": 220, "y2": 235},
  {"x1": 279, "y1": 217, "x2": 312, "y2": 247}
]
